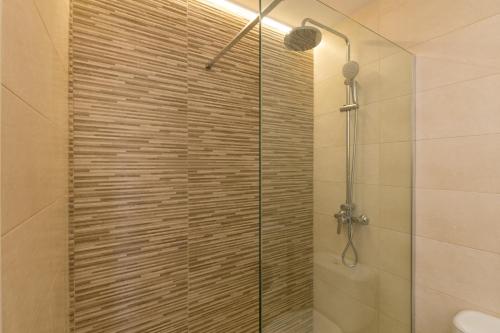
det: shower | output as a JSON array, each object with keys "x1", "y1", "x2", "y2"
[
  {"x1": 206, "y1": 2, "x2": 369, "y2": 268},
  {"x1": 285, "y1": 18, "x2": 369, "y2": 268},
  {"x1": 57, "y1": 0, "x2": 415, "y2": 332}
]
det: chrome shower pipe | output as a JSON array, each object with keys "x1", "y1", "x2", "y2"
[
  {"x1": 299, "y1": 18, "x2": 354, "y2": 205},
  {"x1": 346, "y1": 84, "x2": 352, "y2": 205},
  {"x1": 206, "y1": 0, "x2": 285, "y2": 70},
  {"x1": 301, "y1": 17, "x2": 354, "y2": 204},
  {"x1": 345, "y1": 80, "x2": 359, "y2": 205},
  {"x1": 327, "y1": 26, "x2": 369, "y2": 268},
  {"x1": 301, "y1": 18, "x2": 351, "y2": 61}
]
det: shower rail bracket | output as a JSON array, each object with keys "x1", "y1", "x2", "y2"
[
  {"x1": 339, "y1": 103, "x2": 359, "y2": 112},
  {"x1": 205, "y1": 0, "x2": 285, "y2": 70}
]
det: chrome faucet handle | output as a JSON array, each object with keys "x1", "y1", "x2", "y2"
[
  {"x1": 336, "y1": 217, "x2": 343, "y2": 234},
  {"x1": 334, "y1": 210, "x2": 347, "y2": 234}
]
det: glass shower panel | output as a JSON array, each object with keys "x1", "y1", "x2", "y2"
[{"x1": 259, "y1": 1, "x2": 415, "y2": 332}]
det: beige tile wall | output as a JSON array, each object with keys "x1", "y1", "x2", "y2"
[
  {"x1": 1, "y1": 0, "x2": 69, "y2": 332},
  {"x1": 323, "y1": 0, "x2": 500, "y2": 332},
  {"x1": 313, "y1": 12, "x2": 413, "y2": 333}
]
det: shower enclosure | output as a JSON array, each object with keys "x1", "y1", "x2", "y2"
[
  {"x1": 68, "y1": 0, "x2": 414, "y2": 332},
  {"x1": 259, "y1": 0, "x2": 414, "y2": 332}
]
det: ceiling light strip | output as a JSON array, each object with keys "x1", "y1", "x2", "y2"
[{"x1": 202, "y1": 0, "x2": 292, "y2": 34}]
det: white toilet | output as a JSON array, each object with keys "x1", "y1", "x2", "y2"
[{"x1": 453, "y1": 310, "x2": 500, "y2": 333}]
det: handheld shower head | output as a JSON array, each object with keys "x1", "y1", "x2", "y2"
[{"x1": 342, "y1": 61, "x2": 359, "y2": 80}]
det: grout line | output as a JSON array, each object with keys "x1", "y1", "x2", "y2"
[
  {"x1": 414, "y1": 234, "x2": 500, "y2": 258},
  {"x1": 314, "y1": 248, "x2": 412, "y2": 282},
  {"x1": 2, "y1": 198, "x2": 61, "y2": 238},
  {"x1": 314, "y1": 138, "x2": 413, "y2": 149},
  {"x1": 415, "y1": 70, "x2": 500, "y2": 94},
  {"x1": 314, "y1": 90, "x2": 415, "y2": 117},
  {"x1": 415, "y1": 187, "x2": 500, "y2": 196},
  {"x1": 408, "y1": 13, "x2": 500, "y2": 52},
  {"x1": 313, "y1": 271, "x2": 380, "y2": 311},
  {"x1": 379, "y1": 309, "x2": 411, "y2": 327},
  {"x1": 414, "y1": 187, "x2": 500, "y2": 196},
  {"x1": 32, "y1": 0, "x2": 68, "y2": 69},
  {"x1": 314, "y1": 210, "x2": 412, "y2": 236},
  {"x1": 2, "y1": 84, "x2": 57, "y2": 126},
  {"x1": 316, "y1": 0, "x2": 413, "y2": 56},
  {"x1": 414, "y1": 282, "x2": 500, "y2": 317},
  {"x1": 312, "y1": 180, "x2": 411, "y2": 189},
  {"x1": 415, "y1": 131, "x2": 500, "y2": 142}
]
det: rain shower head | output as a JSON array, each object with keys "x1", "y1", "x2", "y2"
[
  {"x1": 284, "y1": 26, "x2": 322, "y2": 51},
  {"x1": 283, "y1": 18, "x2": 352, "y2": 60}
]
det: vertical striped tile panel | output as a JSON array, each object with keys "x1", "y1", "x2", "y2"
[
  {"x1": 69, "y1": 1, "x2": 189, "y2": 332},
  {"x1": 70, "y1": 1, "x2": 313, "y2": 332},
  {"x1": 186, "y1": 1, "x2": 261, "y2": 332},
  {"x1": 261, "y1": 30, "x2": 315, "y2": 333}
]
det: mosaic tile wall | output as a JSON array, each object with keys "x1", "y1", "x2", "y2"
[
  {"x1": 70, "y1": 1, "x2": 190, "y2": 331},
  {"x1": 69, "y1": 1, "x2": 313, "y2": 332},
  {"x1": 261, "y1": 30, "x2": 314, "y2": 333}
]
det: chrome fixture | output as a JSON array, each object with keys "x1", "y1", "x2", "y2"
[
  {"x1": 206, "y1": 0, "x2": 285, "y2": 69},
  {"x1": 286, "y1": 18, "x2": 369, "y2": 268},
  {"x1": 284, "y1": 18, "x2": 350, "y2": 55},
  {"x1": 337, "y1": 57, "x2": 368, "y2": 268},
  {"x1": 336, "y1": 38, "x2": 369, "y2": 268},
  {"x1": 284, "y1": 18, "x2": 369, "y2": 267},
  {"x1": 284, "y1": 25, "x2": 322, "y2": 51}
]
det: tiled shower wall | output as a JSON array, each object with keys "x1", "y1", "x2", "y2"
[
  {"x1": 312, "y1": 18, "x2": 413, "y2": 333},
  {"x1": 69, "y1": 1, "x2": 313, "y2": 332},
  {"x1": 324, "y1": 0, "x2": 500, "y2": 332},
  {"x1": 2, "y1": 0, "x2": 70, "y2": 332}
]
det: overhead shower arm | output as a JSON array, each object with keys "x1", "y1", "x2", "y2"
[
  {"x1": 300, "y1": 18, "x2": 351, "y2": 61},
  {"x1": 206, "y1": 0, "x2": 285, "y2": 70}
]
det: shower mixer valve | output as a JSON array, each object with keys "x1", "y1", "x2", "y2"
[{"x1": 334, "y1": 204, "x2": 369, "y2": 234}]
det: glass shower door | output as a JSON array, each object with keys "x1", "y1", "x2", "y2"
[{"x1": 259, "y1": 1, "x2": 415, "y2": 332}]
